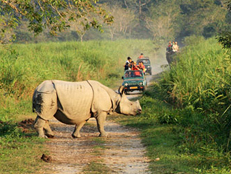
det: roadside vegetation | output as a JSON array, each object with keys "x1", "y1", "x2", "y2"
[
  {"x1": 1, "y1": 0, "x2": 231, "y2": 173},
  {"x1": 0, "y1": 39, "x2": 157, "y2": 173},
  {"x1": 113, "y1": 36, "x2": 231, "y2": 173}
]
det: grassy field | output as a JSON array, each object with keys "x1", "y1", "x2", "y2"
[
  {"x1": 0, "y1": 39, "x2": 158, "y2": 120},
  {"x1": 0, "y1": 39, "x2": 158, "y2": 173},
  {"x1": 111, "y1": 36, "x2": 231, "y2": 173},
  {"x1": 2, "y1": 36, "x2": 230, "y2": 173}
]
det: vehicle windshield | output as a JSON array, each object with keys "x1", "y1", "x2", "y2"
[
  {"x1": 137, "y1": 59, "x2": 150, "y2": 64},
  {"x1": 124, "y1": 70, "x2": 143, "y2": 78}
]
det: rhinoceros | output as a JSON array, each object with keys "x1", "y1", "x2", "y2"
[{"x1": 33, "y1": 80, "x2": 141, "y2": 138}]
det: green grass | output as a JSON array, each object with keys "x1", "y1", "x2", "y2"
[
  {"x1": 158, "y1": 36, "x2": 231, "y2": 152},
  {"x1": 111, "y1": 95, "x2": 231, "y2": 173},
  {"x1": 82, "y1": 161, "x2": 112, "y2": 174},
  {"x1": 2, "y1": 37, "x2": 231, "y2": 173},
  {"x1": 0, "y1": 121, "x2": 46, "y2": 173},
  {"x1": 109, "y1": 36, "x2": 231, "y2": 173},
  {"x1": 0, "y1": 39, "x2": 159, "y2": 173},
  {"x1": 0, "y1": 39, "x2": 158, "y2": 121}
]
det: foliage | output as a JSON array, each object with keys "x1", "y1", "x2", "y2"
[
  {"x1": 228, "y1": 0, "x2": 231, "y2": 11},
  {"x1": 0, "y1": 39, "x2": 157, "y2": 120},
  {"x1": 218, "y1": 30, "x2": 231, "y2": 48},
  {"x1": 1, "y1": 0, "x2": 230, "y2": 43},
  {"x1": 0, "y1": 0, "x2": 113, "y2": 43},
  {"x1": 145, "y1": 0, "x2": 182, "y2": 41},
  {"x1": 0, "y1": 39, "x2": 158, "y2": 173},
  {"x1": 180, "y1": 0, "x2": 227, "y2": 37},
  {"x1": 217, "y1": 0, "x2": 231, "y2": 48},
  {"x1": 108, "y1": 36, "x2": 231, "y2": 172},
  {"x1": 160, "y1": 37, "x2": 231, "y2": 111},
  {"x1": 112, "y1": 85, "x2": 231, "y2": 172},
  {"x1": 153, "y1": 36, "x2": 231, "y2": 156},
  {"x1": 111, "y1": 93, "x2": 231, "y2": 173},
  {"x1": 0, "y1": 120, "x2": 46, "y2": 173},
  {"x1": 103, "y1": 4, "x2": 135, "y2": 40}
]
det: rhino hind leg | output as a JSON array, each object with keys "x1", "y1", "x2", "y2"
[
  {"x1": 72, "y1": 120, "x2": 87, "y2": 138},
  {"x1": 96, "y1": 112, "x2": 108, "y2": 137},
  {"x1": 34, "y1": 116, "x2": 47, "y2": 138},
  {"x1": 34, "y1": 116, "x2": 54, "y2": 138},
  {"x1": 44, "y1": 120, "x2": 54, "y2": 138}
]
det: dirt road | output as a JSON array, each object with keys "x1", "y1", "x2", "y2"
[
  {"x1": 44, "y1": 118, "x2": 150, "y2": 174},
  {"x1": 42, "y1": 57, "x2": 167, "y2": 174},
  {"x1": 42, "y1": 75, "x2": 152, "y2": 173}
]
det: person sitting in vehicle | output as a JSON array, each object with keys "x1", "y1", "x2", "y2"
[
  {"x1": 130, "y1": 61, "x2": 139, "y2": 70},
  {"x1": 134, "y1": 71, "x2": 141, "y2": 77},
  {"x1": 124, "y1": 57, "x2": 132, "y2": 71},
  {"x1": 124, "y1": 71, "x2": 129, "y2": 78},
  {"x1": 124, "y1": 62, "x2": 129, "y2": 71},
  {"x1": 138, "y1": 61, "x2": 145, "y2": 74},
  {"x1": 166, "y1": 41, "x2": 172, "y2": 52},
  {"x1": 172, "y1": 42, "x2": 179, "y2": 52},
  {"x1": 138, "y1": 53, "x2": 144, "y2": 59}
]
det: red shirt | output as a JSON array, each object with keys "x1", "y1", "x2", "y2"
[
  {"x1": 138, "y1": 64, "x2": 145, "y2": 73},
  {"x1": 132, "y1": 65, "x2": 139, "y2": 70}
]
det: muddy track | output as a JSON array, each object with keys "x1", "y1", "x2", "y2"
[{"x1": 43, "y1": 118, "x2": 150, "y2": 174}]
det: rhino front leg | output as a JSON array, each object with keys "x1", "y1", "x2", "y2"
[
  {"x1": 34, "y1": 116, "x2": 47, "y2": 138},
  {"x1": 96, "y1": 112, "x2": 108, "y2": 137},
  {"x1": 72, "y1": 120, "x2": 87, "y2": 138}
]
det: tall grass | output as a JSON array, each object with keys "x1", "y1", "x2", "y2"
[
  {"x1": 0, "y1": 39, "x2": 158, "y2": 173},
  {"x1": 157, "y1": 36, "x2": 231, "y2": 153},
  {"x1": 107, "y1": 37, "x2": 231, "y2": 173},
  {"x1": 0, "y1": 39, "x2": 157, "y2": 121},
  {"x1": 112, "y1": 36, "x2": 231, "y2": 173},
  {"x1": 166, "y1": 37, "x2": 231, "y2": 110}
]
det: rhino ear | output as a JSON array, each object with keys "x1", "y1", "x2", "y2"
[{"x1": 118, "y1": 86, "x2": 125, "y2": 96}]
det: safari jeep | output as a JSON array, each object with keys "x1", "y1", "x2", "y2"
[
  {"x1": 136, "y1": 57, "x2": 152, "y2": 75},
  {"x1": 122, "y1": 70, "x2": 147, "y2": 94}
]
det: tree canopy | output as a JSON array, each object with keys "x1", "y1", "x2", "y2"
[
  {"x1": 0, "y1": 0, "x2": 113, "y2": 43},
  {"x1": 1, "y1": 0, "x2": 231, "y2": 43},
  {"x1": 217, "y1": 0, "x2": 231, "y2": 48}
]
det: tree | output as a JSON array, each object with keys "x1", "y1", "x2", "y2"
[
  {"x1": 145, "y1": 0, "x2": 181, "y2": 41},
  {"x1": 218, "y1": 0, "x2": 231, "y2": 48},
  {"x1": 123, "y1": 0, "x2": 151, "y2": 16},
  {"x1": 182, "y1": 0, "x2": 227, "y2": 37},
  {"x1": 69, "y1": 19, "x2": 88, "y2": 42},
  {"x1": 0, "y1": 14, "x2": 17, "y2": 43},
  {"x1": 0, "y1": 0, "x2": 113, "y2": 43},
  {"x1": 104, "y1": 4, "x2": 135, "y2": 40}
]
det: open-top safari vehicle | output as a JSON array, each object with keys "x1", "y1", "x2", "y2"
[
  {"x1": 136, "y1": 57, "x2": 152, "y2": 75},
  {"x1": 122, "y1": 70, "x2": 147, "y2": 94}
]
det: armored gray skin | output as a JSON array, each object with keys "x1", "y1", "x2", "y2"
[{"x1": 33, "y1": 80, "x2": 142, "y2": 138}]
